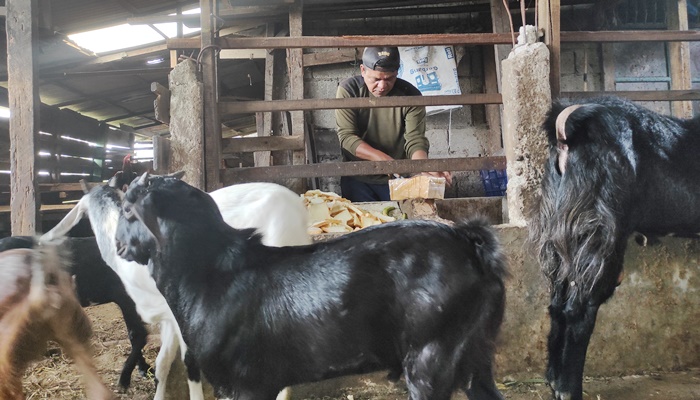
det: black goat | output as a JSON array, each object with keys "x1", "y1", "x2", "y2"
[
  {"x1": 114, "y1": 173, "x2": 508, "y2": 400},
  {"x1": 529, "y1": 96, "x2": 700, "y2": 400},
  {"x1": 0, "y1": 236, "x2": 150, "y2": 391}
]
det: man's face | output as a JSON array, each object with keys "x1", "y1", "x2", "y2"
[{"x1": 361, "y1": 65, "x2": 398, "y2": 97}]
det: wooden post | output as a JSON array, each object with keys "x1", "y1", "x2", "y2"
[
  {"x1": 601, "y1": 43, "x2": 616, "y2": 91},
  {"x1": 538, "y1": 0, "x2": 561, "y2": 96},
  {"x1": 7, "y1": 0, "x2": 40, "y2": 235},
  {"x1": 667, "y1": 0, "x2": 693, "y2": 118},
  {"x1": 254, "y1": 23, "x2": 275, "y2": 167},
  {"x1": 482, "y1": 46, "x2": 503, "y2": 152},
  {"x1": 200, "y1": 0, "x2": 222, "y2": 191},
  {"x1": 487, "y1": 0, "x2": 512, "y2": 153},
  {"x1": 287, "y1": 1, "x2": 306, "y2": 192}
]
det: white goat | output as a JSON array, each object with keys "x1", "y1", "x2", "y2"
[{"x1": 41, "y1": 177, "x2": 310, "y2": 400}]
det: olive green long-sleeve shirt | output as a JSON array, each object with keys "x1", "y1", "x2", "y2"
[{"x1": 335, "y1": 75, "x2": 428, "y2": 184}]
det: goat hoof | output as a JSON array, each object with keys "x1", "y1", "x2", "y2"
[{"x1": 554, "y1": 390, "x2": 573, "y2": 400}]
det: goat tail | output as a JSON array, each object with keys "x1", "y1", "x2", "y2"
[
  {"x1": 27, "y1": 238, "x2": 73, "y2": 318},
  {"x1": 454, "y1": 218, "x2": 509, "y2": 282}
]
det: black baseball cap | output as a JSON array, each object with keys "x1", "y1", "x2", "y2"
[{"x1": 362, "y1": 47, "x2": 400, "y2": 72}]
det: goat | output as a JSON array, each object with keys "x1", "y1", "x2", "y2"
[
  {"x1": 0, "y1": 240, "x2": 115, "y2": 400},
  {"x1": 41, "y1": 176, "x2": 311, "y2": 400},
  {"x1": 114, "y1": 172, "x2": 508, "y2": 400},
  {"x1": 0, "y1": 235, "x2": 150, "y2": 391},
  {"x1": 529, "y1": 96, "x2": 700, "y2": 400}
]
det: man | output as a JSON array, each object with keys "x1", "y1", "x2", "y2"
[{"x1": 335, "y1": 46, "x2": 452, "y2": 202}]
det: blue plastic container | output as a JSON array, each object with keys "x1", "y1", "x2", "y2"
[{"x1": 480, "y1": 169, "x2": 508, "y2": 197}]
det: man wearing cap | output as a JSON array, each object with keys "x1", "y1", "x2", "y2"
[{"x1": 335, "y1": 46, "x2": 452, "y2": 202}]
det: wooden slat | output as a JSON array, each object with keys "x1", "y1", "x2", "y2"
[
  {"x1": 561, "y1": 90, "x2": 700, "y2": 101},
  {"x1": 221, "y1": 156, "x2": 507, "y2": 185},
  {"x1": 38, "y1": 182, "x2": 98, "y2": 193},
  {"x1": 38, "y1": 156, "x2": 100, "y2": 171},
  {"x1": 303, "y1": 48, "x2": 358, "y2": 67},
  {"x1": 220, "y1": 94, "x2": 503, "y2": 114},
  {"x1": 7, "y1": 0, "x2": 40, "y2": 235},
  {"x1": 560, "y1": 30, "x2": 700, "y2": 43},
  {"x1": 168, "y1": 33, "x2": 518, "y2": 50},
  {"x1": 222, "y1": 135, "x2": 305, "y2": 154}
]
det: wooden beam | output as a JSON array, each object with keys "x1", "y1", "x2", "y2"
[
  {"x1": 41, "y1": 67, "x2": 171, "y2": 80},
  {"x1": 221, "y1": 156, "x2": 507, "y2": 185},
  {"x1": 201, "y1": 0, "x2": 222, "y2": 191},
  {"x1": 303, "y1": 48, "x2": 359, "y2": 67},
  {"x1": 168, "y1": 33, "x2": 517, "y2": 50},
  {"x1": 220, "y1": 94, "x2": 503, "y2": 114},
  {"x1": 666, "y1": 0, "x2": 693, "y2": 118},
  {"x1": 561, "y1": 90, "x2": 700, "y2": 101},
  {"x1": 287, "y1": 1, "x2": 306, "y2": 191},
  {"x1": 76, "y1": 43, "x2": 169, "y2": 67},
  {"x1": 222, "y1": 135, "x2": 304, "y2": 154},
  {"x1": 560, "y1": 30, "x2": 700, "y2": 43},
  {"x1": 7, "y1": 0, "x2": 40, "y2": 235}
]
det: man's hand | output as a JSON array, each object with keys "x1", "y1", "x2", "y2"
[
  {"x1": 411, "y1": 150, "x2": 453, "y2": 185},
  {"x1": 422, "y1": 171, "x2": 453, "y2": 185}
]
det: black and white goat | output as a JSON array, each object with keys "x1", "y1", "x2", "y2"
[
  {"x1": 0, "y1": 235, "x2": 150, "y2": 391},
  {"x1": 41, "y1": 176, "x2": 311, "y2": 400},
  {"x1": 115, "y1": 173, "x2": 508, "y2": 400},
  {"x1": 0, "y1": 240, "x2": 114, "y2": 400},
  {"x1": 529, "y1": 96, "x2": 700, "y2": 400}
]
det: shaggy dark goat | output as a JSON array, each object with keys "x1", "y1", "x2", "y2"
[
  {"x1": 0, "y1": 236, "x2": 150, "y2": 391},
  {"x1": 529, "y1": 96, "x2": 700, "y2": 400},
  {"x1": 115, "y1": 173, "x2": 508, "y2": 400}
]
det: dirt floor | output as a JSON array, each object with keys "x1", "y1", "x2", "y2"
[{"x1": 22, "y1": 303, "x2": 700, "y2": 400}]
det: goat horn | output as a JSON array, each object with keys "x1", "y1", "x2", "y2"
[
  {"x1": 172, "y1": 170, "x2": 186, "y2": 180},
  {"x1": 555, "y1": 104, "x2": 583, "y2": 143},
  {"x1": 137, "y1": 171, "x2": 150, "y2": 186}
]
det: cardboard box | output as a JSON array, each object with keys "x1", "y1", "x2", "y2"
[{"x1": 389, "y1": 175, "x2": 446, "y2": 200}]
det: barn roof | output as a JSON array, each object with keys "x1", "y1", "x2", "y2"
[{"x1": 0, "y1": 0, "x2": 647, "y2": 141}]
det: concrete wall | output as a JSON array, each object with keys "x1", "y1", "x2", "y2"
[{"x1": 495, "y1": 226, "x2": 700, "y2": 378}]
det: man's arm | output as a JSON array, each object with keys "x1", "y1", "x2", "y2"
[
  {"x1": 404, "y1": 105, "x2": 452, "y2": 184},
  {"x1": 410, "y1": 150, "x2": 453, "y2": 184}
]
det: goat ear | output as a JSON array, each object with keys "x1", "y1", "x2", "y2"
[
  {"x1": 132, "y1": 193, "x2": 165, "y2": 254},
  {"x1": 170, "y1": 170, "x2": 186, "y2": 180}
]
